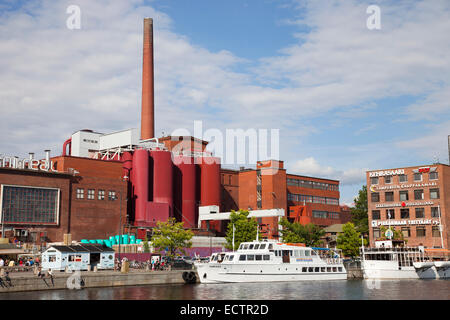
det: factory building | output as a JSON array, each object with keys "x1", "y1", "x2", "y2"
[
  {"x1": 367, "y1": 164, "x2": 450, "y2": 249},
  {"x1": 0, "y1": 18, "x2": 346, "y2": 244}
]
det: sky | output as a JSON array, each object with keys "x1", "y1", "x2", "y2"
[{"x1": 0, "y1": 0, "x2": 449, "y2": 205}]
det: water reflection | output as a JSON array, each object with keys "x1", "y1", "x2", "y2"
[{"x1": 1, "y1": 279, "x2": 448, "y2": 300}]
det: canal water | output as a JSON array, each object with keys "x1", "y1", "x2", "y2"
[{"x1": 1, "y1": 279, "x2": 449, "y2": 300}]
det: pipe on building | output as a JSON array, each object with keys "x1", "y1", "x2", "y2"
[
  {"x1": 140, "y1": 18, "x2": 155, "y2": 140},
  {"x1": 62, "y1": 138, "x2": 72, "y2": 156}
]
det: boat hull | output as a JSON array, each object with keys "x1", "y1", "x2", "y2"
[
  {"x1": 362, "y1": 261, "x2": 450, "y2": 279},
  {"x1": 195, "y1": 262, "x2": 347, "y2": 283}
]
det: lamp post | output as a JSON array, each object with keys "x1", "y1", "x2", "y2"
[
  {"x1": 1, "y1": 208, "x2": 5, "y2": 239},
  {"x1": 116, "y1": 175, "x2": 129, "y2": 265}
]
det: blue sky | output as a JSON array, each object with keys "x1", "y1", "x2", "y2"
[{"x1": 0, "y1": 0, "x2": 449, "y2": 205}]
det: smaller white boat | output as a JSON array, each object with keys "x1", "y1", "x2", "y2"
[
  {"x1": 413, "y1": 261, "x2": 434, "y2": 270},
  {"x1": 434, "y1": 261, "x2": 450, "y2": 269}
]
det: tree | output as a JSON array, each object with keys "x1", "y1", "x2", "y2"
[
  {"x1": 225, "y1": 210, "x2": 258, "y2": 250},
  {"x1": 278, "y1": 218, "x2": 325, "y2": 247},
  {"x1": 351, "y1": 185, "x2": 369, "y2": 236},
  {"x1": 143, "y1": 235, "x2": 150, "y2": 253},
  {"x1": 151, "y1": 218, "x2": 194, "y2": 259},
  {"x1": 378, "y1": 226, "x2": 405, "y2": 242},
  {"x1": 337, "y1": 222, "x2": 367, "y2": 258}
]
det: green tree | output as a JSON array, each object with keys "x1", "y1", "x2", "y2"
[
  {"x1": 337, "y1": 222, "x2": 367, "y2": 258},
  {"x1": 278, "y1": 218, "x2": 325, "y2": 247},
  {"x1": 351, "y1": 185, "x2": 369, "y2": 236},
  {"x1": 225, "y1": 210, "x2": 258, "y2": 250},
  {"x1": 378, "y1": 226, "x2": 405, "y2": 241},
  {"x1": 143, "y1": 235, "x2": 150, "y2": 253},
  {"x1": 151, "y1": 218, "x2": 194, "y2": 259}
]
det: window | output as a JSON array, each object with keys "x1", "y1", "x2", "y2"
[
  {"x1": 371, "y1": 193, "x2": 380, "y2": 202},
  {"x1": 386, "y1": 209, "x2": 395, "y2": 220},
  {"x1": 239, "y1": 255, "x2": 246, "y2": 261},
  {"x1": 76, "y1": 188, "x2": 84, "y2": 199},
  {"x1": 314, "y1": 267, "x2": 319, "y2": 272},
  {"x1": 373, "y1": 228, "x2": 380, "y2": 239},
  {"x1": 384, "y1": 176, "x2": 392, "y2": 184},
  {"x1": 370, "y1": 177, "x2": 379, "y2": 185},
  {"x1": 416, "y1": 227, "x2": 426, "y2": 237},
  {"x1": 302, "y1": 267, "x2": 307, "y2": 272},
  {"x1": 249, "y1": 244, "x2": 254, "y2": 249},
  {"x1": 263, "y1": 255, "x2": 270, "y2": 261},
  {"x1": 108, "y1": 191, "x2": 116, "y2": 201},
  {"x1": 308, "y1": 267, "x2": 313, "y2": 272},
  {"x1": 431, "y1": 207, "x2": 440, "y2": 218},
  {"x1": 430, "y1": 188, "x2": 439, "y2": 199},
  {"x1": 243, "y1": 244, "x2": 249, "y2": 250},
  {"x1": 321, "y1": 267, "x2": 325, "y2": 272},
  {"x1": 401, "y1": 227, "x2": 410, "y2": 238},
  {"x1": 247, "y1": 255, "x2": 255, "y2": 261},
  {"x1": 415, "y1": 208, "x2": 424, "y2": 218},
  {"x1": 87, "y1": 189, "x2": 95, "y2": 200},
  {"x1": 414, "y1": 189, "x2": 424, "y2": 200},
  {"x1": 98, "y1": 190, "x2": 105, "y2": 200},
  {"x1": 372, "y1": 210, "x2": 381, "y2": 220},
  {"x1": 432, "y1": 226, "x2": 441, "y2": 237},
  {"x1": 254, "y1": 244, "x2": 259, "y2": 250},
  {"x1": 305, "y1": 251, "x2": 310, "y2": 256},
  {"x1": 399, "y1": 191, "x2": 409, "y2": 201},
  {"x1": 229, "y1": 255, "x2": 234, "y2": 261},
  {"x1": 268, "y1": 244, "x2": 273, "y2": 250},
  {"x1": 48, "y1": 256, "x2": 56, "y2": 263},
  {"x1": 429, "y1": 172, "x2": 438, "y2": 180},
  {"x1": 399, "y1": 174, "x2": 408, "y2": 183},
  {"x1": 385, "y1": 192, "x2": 394, "y2": 202},
  {"x1": 414, "y1": 173, "x2": 422, "y2": 181},
  {"x1": 255, "y1": 255, "x2": 262, "y2": 261},
  {"x1": 400, "y1": 208, "x2": 409, "y2": 219}
]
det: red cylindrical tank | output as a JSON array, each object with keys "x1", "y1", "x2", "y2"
[
  {"x1": 173, "y1": 156, "x2": 196, "y2": 228},
  {"x1": 199, "y1": 156, "x2": 221, "y2": 206},
  {"x1": 132, "y1": 149, "x2": 149, "y2": 222},
  {"x1": 122, "y1": 152, "x2": 133, "y2": 178},
  {"x1": 151, "y1": 150, "x2": 173, "y2": 213}
]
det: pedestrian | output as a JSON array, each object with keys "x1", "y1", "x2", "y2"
[
  {"x1": 4, "y1": 272, "x2": 13, "y2": 287},
  {"x1": 48, "y1": 269, "x2": 54, "y2": 287},
  {"x1": 0, "y1": 257, "x2": 4, "y2": 268},
  {"x1": 0, "y1": 277, "x2": 5, "y2": 288}
]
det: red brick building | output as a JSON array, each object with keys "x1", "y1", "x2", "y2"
[{"x1": 367, "y1": 164, "x2": 450, "y2": 248}]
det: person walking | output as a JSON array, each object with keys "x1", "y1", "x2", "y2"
[
  {"x1": 48, "y1": 269, "x2": 54, "y2": 287},
  {"x1": 4, "y1": 271, "x2": 13, "y2": 287}
]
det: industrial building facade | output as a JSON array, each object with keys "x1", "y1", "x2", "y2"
[{"x1": 367, "y1": 164, "x2": 450, "y2": 249}]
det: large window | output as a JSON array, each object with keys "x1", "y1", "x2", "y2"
[
  {"x1": 414, "y1": 189, "x2": 424, "y2": 200},
  {"x1": 76, "y1": 188, "x2": 84, "y2": 199},
  {"x1": 416, "y1": 227, "x2": 426, "y2": 237},
  {"x1": 87, "y1": 189, "x2": 95, "y2": 200},
  {"x1": 414, "y1": 173, "x2": 422, "y2": 181},
  {"x1": 400, "y1": 208, "x2": 409, "y2": 219},
  {"x1": 399, "y1": 174, "x2": 408, "y2": 183},
  {"x1": 286, "y1": 179, "x2": 339, "y2": 191},
  {"x1": 98, "y1": 190, "x2": 105, "y2": 200},
  {"x1": 399, "y1": 191, "x2": 409, "y2": 201},
  {"x1": 401, "y1": 227, "x2": 410, "y2": 238},
  {"x1": 1, "y1": 185, "x2": 59, "y2": 225},
  {"x1": 373, "y1": 228, "x2": 381, "y2": 239},
  {"x1": 415, "y1": 208, "x2": 424, "y2": 219},
  {"x1": 431, "y1": 207, "x2": 440, "y2": 218},
  {"x1": 371, "y1": 193, "x2": 380, "y2": 202},
  {"x1": 288, "y1": 193, "x2": 339, "y2": 205},
  {"x1": 372, "y1": 210, "x2": 381, "y2": 220},
  {"x1": 432, "y1": 226, "x2": 441, "y2": 237},
  {"x1": 370, "y1": 177, "x2": 379, "y2": 185},
  {"x1": 384, "y1": 176, "x2": 392, "y2": 184},
  {"x1": 429, "y1": 172, "x2": 438, "y2": 180},
  {"x1": 386, "y1": 209, "x2": 395, "y2": 219},
  {"x1": 108, "y1": 191, "x2": 116, "y2": 201},
  {"x1": 385, "y1": 192, "x2": 394, "y2": 202}
]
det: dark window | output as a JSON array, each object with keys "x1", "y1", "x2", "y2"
[
  {"x1": 372, "y1": 210, "x2": 381, "y2": 220},
  {"x1": 239, "y1": 255, "x2": 246, "y2": 261},
  {"x1": 385, "y1": 192, "x2": 394, "y2": 202},
  {"x1": 414, "y1": 189, "x2": 424, "y2": 200},
  {"x1": 373, "y1": 228, "x2": 380, "y2": 239},
  {"x1": 255, "y1": 255, "x2": 262, "y2": 261},
  {"x1": 415, "y1": 208, "x2": 424, "y2": 218},
  {"x1": 386, "y1": 209, "x2": 395, "y2": 219},
  {"x1": 302, "y1": 267, "x2": 307, "y2": 272},
  {"x1": 400, "y1": 208, "x2": 409, "y2": 219},
  {"x1": 263, "y1": 255, "x2": 270, "y2": 261},
  {"x1": 370, "y1": 177, "x2": 379, "y2": 185},
  {"x1": 399, "y1": 174, "x2": 408, "y2": 183},
  {"x1": 431, "y1": 207, "x2": 440, "y2": 218},
  {"x1": 414, "y1": 173, "x2": 422, "y2": 181},
  {"x1": 384, "y1": 176, "x2": 392, "y2": 184},
  {"x1": 247, "y1": 255, "x2": 255, "y2": 261},
  {"x1": 416, "y1": 227, "x2": 426, "y2": 237},
  {"x1": 371, "y1": 193, "x2": 380, "y2": 202},
  {"x1": 429, "y1": 172, "x2": 438, "y2": 180}
]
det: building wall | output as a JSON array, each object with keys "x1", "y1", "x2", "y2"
[
  {"x1": 367, "y1": 164, "x2": 449, "y2": 248},
  {"x1": 0, "y1": 168, "x2": 71, "y2": 243},
  {"x1": 220, "y1": 169, "x2": 239, "y2": 212}
]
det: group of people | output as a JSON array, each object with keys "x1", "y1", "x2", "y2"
[
  {"x1": 0, "y1": 256, "x2": 39, "y2": 268},
  {"x1": 36, "y1": 267, "x2": 54, "y2": 287}
]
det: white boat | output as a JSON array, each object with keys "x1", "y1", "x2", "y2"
[
  {"x1": 194, "y1": 239, "x2": 347, "y2": 283},
  {"x1": 360, "y1": 240, "x2": 450, "y2": 280}
]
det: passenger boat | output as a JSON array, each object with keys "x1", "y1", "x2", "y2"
[
  {"x1": 360, "y1": 240, "x2": 450, "y2": 279},
  {"x1": 194, "y1": 239, "x2": 347, "y2": 283}
]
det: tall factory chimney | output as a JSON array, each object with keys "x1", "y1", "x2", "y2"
[{"x1": 141, "y1": 18, "x2": 155, "y2": 140}]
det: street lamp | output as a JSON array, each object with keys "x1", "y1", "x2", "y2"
[{"x1": 115, "y1": 175, "x2": 129, "y2": 264}]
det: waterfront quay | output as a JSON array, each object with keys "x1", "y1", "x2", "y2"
[{"x1": 0, "y1": 269, "x2": 191, "y2": 293}]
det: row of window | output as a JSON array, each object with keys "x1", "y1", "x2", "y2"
[
  {"x1": 287, "y1": 178, "x2": 339, "y2": 191},
  {"x1": 76, "y1": 188, "x2": 116, "y2": 200},
  {"x1": 373, "y1": 226, "x2": 441, "y2": 238},
  {"x1": 371, "y1": 189, "x2": 439, "y2": 202},
  {"x1": 288, "y1": 193, "x2": 339, "y2": 205},
  {"x1": 370, "y1": 172, "x2": 438, "y2": 185},
  {"x1": 372, "y1": 207, "x2": 441, "y2": 220},
  {"x1": 312, "y1": 210, "x2": 340, "y2": 219}
]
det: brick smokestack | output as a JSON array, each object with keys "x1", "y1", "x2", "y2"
[{"x1": 141, "y1": 18, "x2": 155, "y2": 140}]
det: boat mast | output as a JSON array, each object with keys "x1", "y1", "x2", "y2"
[
  {"x1": 232, "y1": 224, "x2": 235, "y2": 252},
  {"x1": 438, "y1": 204, "x2": 445, "y2": 249}
]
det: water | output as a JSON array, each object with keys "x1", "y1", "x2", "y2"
[{"x1": 1, "y1": 279, "x2": 449, "y2": 300}]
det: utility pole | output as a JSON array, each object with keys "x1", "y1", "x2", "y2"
[{"x1": 1, "y1": 208, "x2": 5, "y2": 239}]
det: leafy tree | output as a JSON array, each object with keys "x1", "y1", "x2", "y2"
[
  {"x1": 143, "y1": 235, "x2": 150, "y2": 253},
  {"x1": 337, "y1": 222, "x2": 367, "y2": 258},
  {"x1": 151, "y1": 218, "x2": 194, "y2": 259},
  {"x1": 350, "y1": 185, "x2": 369, "y2": 236},
  {"x1": 378, "y1": 226, "x2": 405, "y2": 241},
  {"x1": 278, "y1": 218, "x2": 325, "y2": 247},
  {"x1": 225, "y1": 210, "x2": 258, "y2": 250}
]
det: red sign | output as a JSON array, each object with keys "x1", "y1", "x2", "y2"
[{"x1": 418, "y1": 167, "x2": 430, "y2": 173}]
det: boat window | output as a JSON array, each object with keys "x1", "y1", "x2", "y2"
[
  {"x1": 327, "y1": 267, "x2": 331, "y2": 272},
  {"x1": 254, "y1": 244, "x2": 259, "y2": 250},
  {"x1": 321, "y1": 267, "x2": 325, "y2": 272},
  {"x1": 243, "y1": 244, "x2": 249, "y2": 250},
  {"x1": 308, "y1": 267, "x2": 313, "y2": 272},
  {"x1": 249, "y1": 244, "x2": 254, "y2": 249},
  {"x1": 298, "y1": 250, "x2": 304, "y2": 257},
  {"x1": 239, "y1": 244, "x2": 243, "y2": 250},
  {"x1": 255, "y1": 255, "x2": 262, "y2": 261},
  {"x1": 314, "y1": 267, "x2": 319, "y2": 272},
  {"x1": 305, "y1": 251, "x2": 311, "y2": 256},
  {"x1": 247, "y1": 255, "x2": 255, "y2": 261},
  {"x1": 302, "y1": 267, "x2": 307, "y2": 272},
  {"x1": 229, "y1": 255, "x2": 234, "y2": 261},
  {"x1": 332, "y1": 267, "x2": 337, "y2": 272},
  {"x1": 263, "y1": 255, "x2": 270, "y2": 261},
  {"x1": 268, "y1": 244, "x2": 273, "y2": 250},
  {"x1": 223, "y1": 255, "x2": 228, "y2": 261},
  {"x1": 311, "y1": 251, "x2": 317, "y2": 256},
  {"x1": 260, "y1": 244, "x2": 266, "y2": 250},
  {"x1": 239, "y1": 255, "x2": 246, "y2": 261},
  {"x1": 338, "y1": 267, "x2": 342, "y2": 272}
]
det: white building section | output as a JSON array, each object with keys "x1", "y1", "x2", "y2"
[{"x1": 197, "y1": 206, "x2": 285, "y2": 229}]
